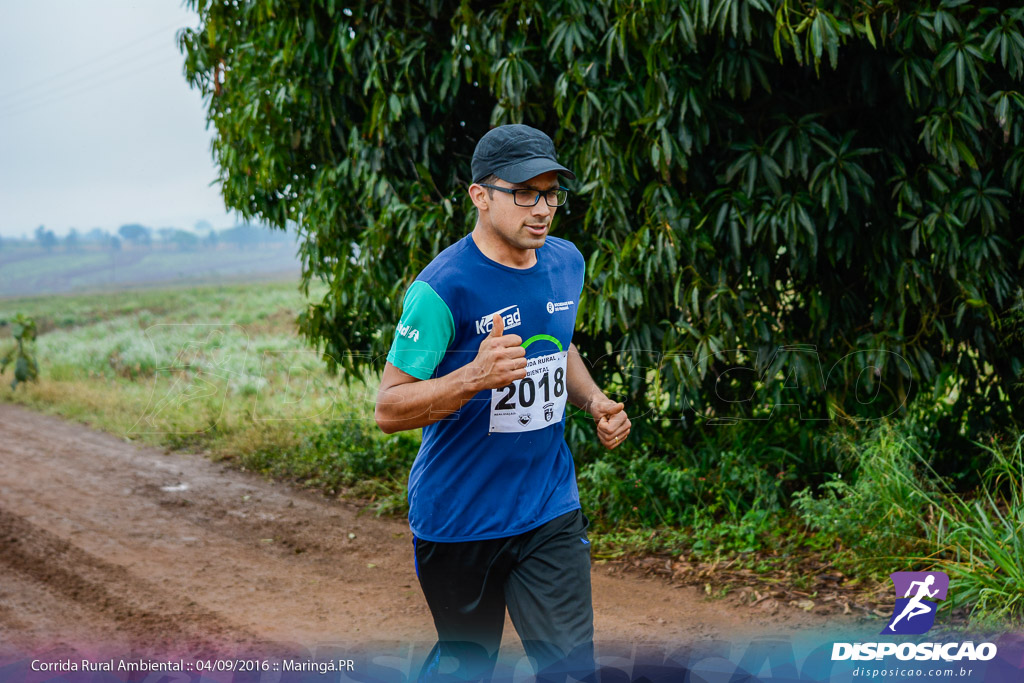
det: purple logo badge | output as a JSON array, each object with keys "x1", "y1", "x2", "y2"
[{"x1": 882, "y1": 571, "x2": 949, "y2": 635}]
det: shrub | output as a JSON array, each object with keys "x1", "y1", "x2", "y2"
[
  {"x1": 240, "y1": 420, "x2": 419, "y2": 515},
  {"x1": 1, "y1": 313, "x2": 40, "y2": 390},
  {"x1": 792, "y1": 420, "x2": 935, "y2": 570}
]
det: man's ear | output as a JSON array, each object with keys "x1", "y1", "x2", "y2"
[{"x1": 468, "y1": 184, "x2": 490, "y2": 212}]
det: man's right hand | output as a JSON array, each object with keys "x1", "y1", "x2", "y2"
[{"x1": 465, "y1": 313, "x2": 527, "y2": 391}]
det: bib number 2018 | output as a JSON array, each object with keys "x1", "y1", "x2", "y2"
[
  {"x1": 495, "y1": 366, "x2": 564, "y2": 410},
  {"x1": 489, "y1": 351, "x2": 568, "y2": 433}
]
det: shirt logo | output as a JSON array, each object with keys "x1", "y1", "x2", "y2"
[
  {"x1": 396, "y1": 322, "x2": 420, "y2": 342},
  {"x1": 475, "y1": 305, "x2": 522, "y2": 335},
  {"x1": 547, "y1": 300, "x2": 574, "y2": 314}
]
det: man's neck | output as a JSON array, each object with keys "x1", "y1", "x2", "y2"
[{"x1": 471, "y1": 225, "x2": 537, "y2": 269}]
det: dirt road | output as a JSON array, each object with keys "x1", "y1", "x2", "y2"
[{"x1": 0, "y1": 403, "x2": 857, "y2": 666}]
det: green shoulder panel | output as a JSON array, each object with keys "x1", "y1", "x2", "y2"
[{"x1": 386, "y1": 280, "x2": 455, "y2": 380}]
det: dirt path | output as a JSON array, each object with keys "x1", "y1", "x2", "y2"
[{"x1": 0, "y1": 403, "x2": 860, "y2": 665}]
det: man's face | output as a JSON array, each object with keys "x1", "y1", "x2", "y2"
[{"x1": 480, "y1": 171, "x2": 560, "y2": 252}]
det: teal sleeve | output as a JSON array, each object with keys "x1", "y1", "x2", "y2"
[{"x1": 386, "y1": 281, "x2": 455, "y2": 380}]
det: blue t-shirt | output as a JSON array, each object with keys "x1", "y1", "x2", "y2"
[{"x1": 386, "y1": 232, "x2": 586, "y2": 542}]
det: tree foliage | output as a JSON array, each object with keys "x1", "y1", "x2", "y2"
[
  {"x1": 34, "y1": 225, "x2": 57, "y2": 252},
  {"x1": 180, "y1": 0, "x2": 1024, "y2": 462},
  {"x1": 65, "y1": 228, "x2": 80, "y2": 251},
  {"x1": 1, "y1": 314, "x2": 40, "y2": 390},
  {"x1": 118, "y1": 223, "x2": 152, "y2": 246}
]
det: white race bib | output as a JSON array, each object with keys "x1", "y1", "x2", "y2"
[{"x1": 489, "y1": 351, "x2": 569, "y2": 433}]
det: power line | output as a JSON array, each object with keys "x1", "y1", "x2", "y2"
[
  {"x1": 0, "y1": 54, "x2": 179, "y2": 119},
  {"x1": 0, "y1": 48, "x2": 182, "y2": 117},
  {"x1": 0, "y1": 21, "x2": 185, "y2": 105},
  {"x1": 0, "y1": 55, "x2": 182, "y2": 121}
]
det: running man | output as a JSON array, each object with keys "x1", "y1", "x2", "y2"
[
  {"x1": 887, "y1": 574, "x2": 940, "y2": 632},
  {"x1": 374, "y1": 124, "x2": 631, "y2": 681}
]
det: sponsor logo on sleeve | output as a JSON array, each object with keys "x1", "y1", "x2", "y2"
[{"x1": 396, "y1": 322, "x2": 420, "y2": 342}]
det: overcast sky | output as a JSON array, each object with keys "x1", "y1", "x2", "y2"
[{"x1": 0, "y1": 1, "x2": 236, "y2": 239}]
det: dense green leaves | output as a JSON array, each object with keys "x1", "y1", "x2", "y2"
[
  {"x1": 180, "y1": 0, "x2": 1023, "y2": 466},
  {"x1": 0, "y1": 314, "x2": 40, "y2": 390}
]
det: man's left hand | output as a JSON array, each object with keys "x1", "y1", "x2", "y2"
[{"x1": 590, "y1": 398, "x2": 631, "y2": 450}]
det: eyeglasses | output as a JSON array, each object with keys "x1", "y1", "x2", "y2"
[{"x1": 478, "y1": 183, "x2": 570, "y2": 207}]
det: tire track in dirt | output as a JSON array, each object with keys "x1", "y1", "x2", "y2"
[{"x1": 0, "y1": 506, "x2": 268, "y2": 656}]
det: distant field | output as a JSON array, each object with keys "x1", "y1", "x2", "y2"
[
  {"x1": 0, "y1": 243, "x2": 302, "y2": 297},
  {"x1": 0, "y1": 278, "x2": 392, "y2": 452}
]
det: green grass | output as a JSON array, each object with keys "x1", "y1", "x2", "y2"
[
  {"x1": 1, "y1": 277, "x2": 296, "y2": 331},
  {"x1": 791, "y1": 420, "x2": 936, "y2": 573},
  {"x1": 0, "y1": 279, "x2": 419, "y2": 513},
  {"x1": 793, "y1": 417, "x2": 1024, "y2": 629},
  {"x1": 922, "y1": 434, "x2": 1024, "y2": 629}
]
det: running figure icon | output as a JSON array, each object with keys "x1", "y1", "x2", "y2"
[{"x1": 887, "y1": 574, "x2": 939, "y2": 632}]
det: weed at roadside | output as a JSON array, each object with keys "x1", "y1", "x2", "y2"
[
  {"x1": 922, "y1": 433, "x2": 1024, "y2": 629},
  {"x1": 239, "y1": 420, "x2": 419, "y2": 515},
  {"x1": 791, "y1": 420, "x2": 934, "y2": 575}
]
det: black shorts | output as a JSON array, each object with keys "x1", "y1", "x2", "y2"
[{"x1": 413, "y1": 508, "x2": 594, "y2": 681}]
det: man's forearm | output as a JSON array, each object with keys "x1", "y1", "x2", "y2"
[
  {"x1": 378, "y1": 343, "x2": 605, "y2": 432},
  {"x1": 566, "y1": 343, "x2": 607, "y2": 416},
  {"x1": 375, "y1": 366, "x2": 481, "y2": 433}
]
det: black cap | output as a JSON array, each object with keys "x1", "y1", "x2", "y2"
[{"x1": 471, "y1": 124, "x2": 575, "y2": 184}]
